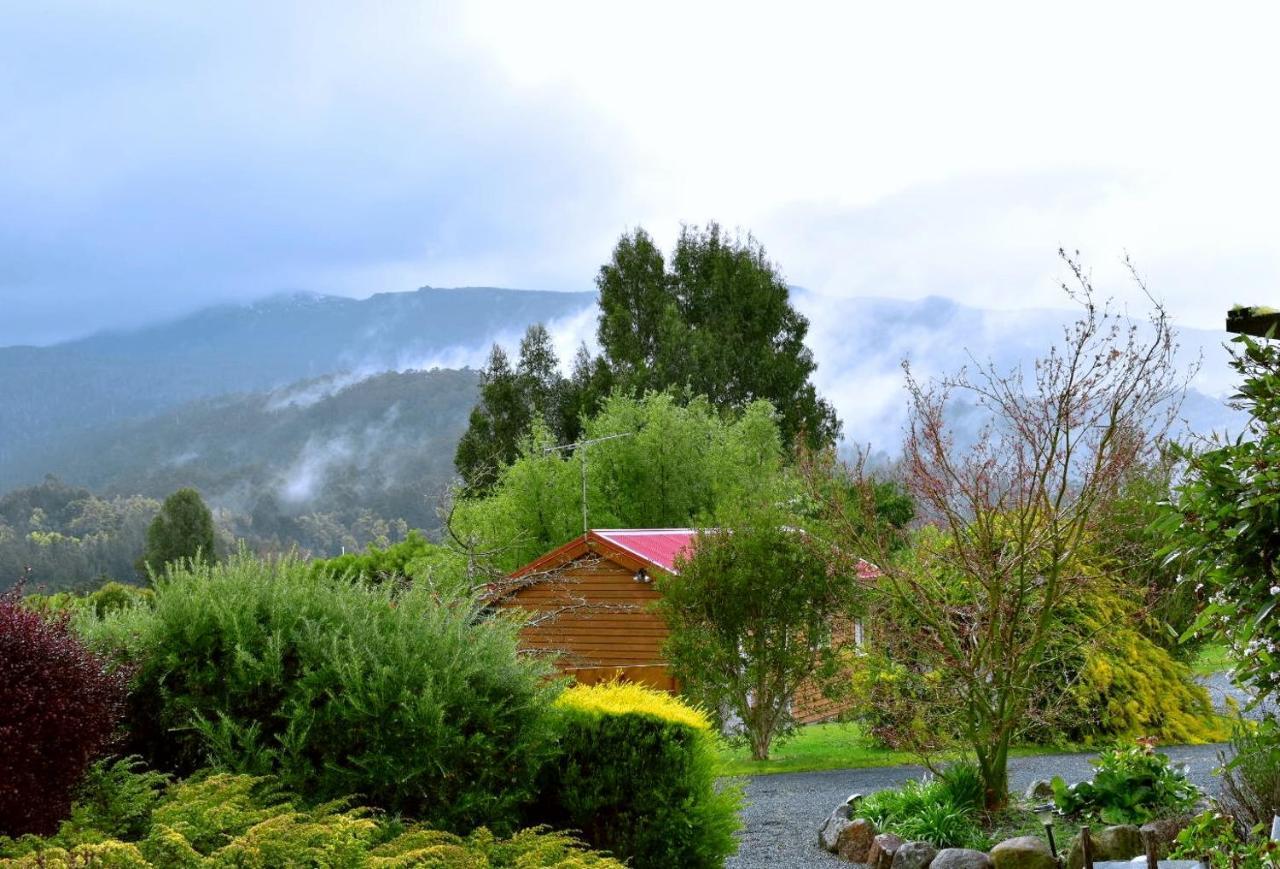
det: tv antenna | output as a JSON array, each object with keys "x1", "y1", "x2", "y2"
[{"x1": 543, "y1": 431, "x2": 634, "y2": 533}]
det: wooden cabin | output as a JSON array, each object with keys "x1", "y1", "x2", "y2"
[{"x1": 497, "y1": 528, "x2": 865, "y2": 723}]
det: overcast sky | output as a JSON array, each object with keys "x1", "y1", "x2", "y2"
[{"x1": 2, "y1": 1, "x2": 1278, "y2": 345}]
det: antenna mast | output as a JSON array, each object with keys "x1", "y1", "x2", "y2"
[{"x1": 543, "y1": 431, "x2": 634, "y2": 533}]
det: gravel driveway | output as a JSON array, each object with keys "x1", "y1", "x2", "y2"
[{"x1": 724, "y1": 744, "x2": 1229, "y2": 869}]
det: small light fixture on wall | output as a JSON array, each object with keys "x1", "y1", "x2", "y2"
[{"x1": 633, "y1": 568, "x2": 650, "y2": 584}]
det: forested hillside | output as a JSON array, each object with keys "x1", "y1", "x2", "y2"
[
  {"x1": 0, "y1": 287, "x2": 593, "y2": 488},
  {"x1": 2, "y1": 368, "x2": 479, "y2": 591},
  {"x1": 0, "y1": 277, "x2": 1244, "y2": 593}
]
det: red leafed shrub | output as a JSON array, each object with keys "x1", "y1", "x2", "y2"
[{"x1": 0, "y1": 588, "x2": 128, "y2": 836}]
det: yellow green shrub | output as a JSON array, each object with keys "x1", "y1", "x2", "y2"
[
  {"x1": 534, "y1": 681, "x2": 740, "y2": 868},
  {"x1": 1052, "y1": 588, "x2": 1229, "y2": 745},
  {"x1": 3, "y1": 840, "x2": 150, "y2": 868},
  {"x1": 0, "y1": 772, "x2": 622, "y2": 868},
  {"x1": 555, "y1": 680, "x2": 713, "y2": 731}
]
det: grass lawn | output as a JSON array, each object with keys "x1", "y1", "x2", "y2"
[
  {"x1": 716, "y1": 722, "x2": 1098, "y2": 777},
  {"x1": 1191, "y1": 642, "x2": 1232, "y2": 677},
  {"x1": 716, "y1": 721, "x2": 916, "y2": 776}
]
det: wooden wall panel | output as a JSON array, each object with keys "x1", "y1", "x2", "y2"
[
  {"x1": 503, "y1": 550, "x2": 860, "y2": 725},
  {"x1": 499, "y1": 554, "x2": 674, "y2": 670}
]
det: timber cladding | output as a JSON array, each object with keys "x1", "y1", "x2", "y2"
[
  {"x1": 500, "y1": 533, "x2": 856, "y2": 723},
  {"x1": 502, "y1": 554, "x2": 667, "y2": 670}
]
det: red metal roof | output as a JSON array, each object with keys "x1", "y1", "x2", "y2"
[
  {"x1": 592, "y1": 529, "x2": 697, "y2": 574},
  {"x1": 506, "y1": 527, "x2": 880, "y2": 581}
]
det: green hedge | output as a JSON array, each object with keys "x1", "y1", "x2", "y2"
[
  {"x1": 78, "y1": 554, "x2": 559, "y2": 834},
  {"x1": 533, "y1": 682, "x2": 741, "y2": 869}
]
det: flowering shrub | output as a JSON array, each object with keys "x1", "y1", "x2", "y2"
[
  {"x1": 1051, "y1": 739, "x2": 1201, "y2": 825},
  {"x1": 0, "y1": 589, "x2": 129, "y2": 836}
]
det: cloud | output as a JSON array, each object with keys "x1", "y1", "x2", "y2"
[
  {"x1": 4, "y1": 1, "x2": 1280, "y2": 347},
  {"x1": 0, "y1": 2, "x2": 628, "y2": 344}
]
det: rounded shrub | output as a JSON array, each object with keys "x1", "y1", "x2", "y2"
[
  {"x1": 0, "y1": 590, "x2": 129, "y2": 836},
  {"x1": 533, "y1": 681, "x2": 741, "y2": 869},
  {"x1": 80, "y1": 554, "x2": 559, "y2": 833}
]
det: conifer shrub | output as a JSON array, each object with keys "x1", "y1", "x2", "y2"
[
  {"x1": 80, "y1": 554, "x2": 559, "y2": 833},
  {"x1": 0, "y1": 589, "x2": 129, "y2": 837},
  {"x1": 59, "y1": 757, "x2": 170, "y2": 843},
  {"x1": 533, "y1": 681, "x2": 741, "y2": 869},
  {"x1": 0, "y1": 772, "x2": 624, "y2": 867}
]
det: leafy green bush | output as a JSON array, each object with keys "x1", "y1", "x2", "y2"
[
  {"x1": 1052, "y1": 740, "x2": 1201, "y2": 825},
  {"x1": 1171, "y1": 810, "x2": 1280, "y2": 868},
  {"x1": 80, "y1": 554, "x2": 559, "y2": 833},
  {"x1": 308, "y1": 529, "x2": 469, "y2": 589},
  {"x1": 1220, "y1": 721, "x2": 1280, "y2": 836},
  {"x1": 0, "y1": 772, "x2": 624, "y2": 867},
  {"x1": 533, "y1": 682, "x2": 741, "y2": 869},
  {"x1": 851, "y1": 563, "x2": 1224, "y2": 753},
  {"x1": 25, "y1": 582, "x2": 153, "y2": 618},
  {"x1": 858, "y1": 763, "x2": 988, "y2": 850}
]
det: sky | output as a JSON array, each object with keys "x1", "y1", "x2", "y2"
[{"x1": 3, "y1": 1, "x2": 1279, "y2": 346}]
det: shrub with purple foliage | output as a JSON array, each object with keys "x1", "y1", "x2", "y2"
[{"x1": 0, "y1": 589, "x2": 128, "y2": 836}]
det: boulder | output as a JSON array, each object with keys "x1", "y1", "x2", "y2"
[
  {"x1": 931, "y1": 848, "x2": 994, "y2": 869},
  {"x1": 836, "y1": 818, "x2": 877, "y2": 863},
  {"x1": 1065, "y1": 825, "x2": 1144, "y2": 869},
  {"x1": 1024, "y1": 780, "x2": 1055, "y2": 801},
  {"x1": 890, "y1": 841, "x2": 938, "y2": 869},
  {"x1": 990, "y1": 836, "x2": 1056, "y2": 869},
  {"x1": 867, "y1": 832, "x2": 905, "y2": 869},
  {"x1": 820, "y1": 815, "x2": 853, "y2": 853},
  {"x1": 1095, "y1": 824, "x2": 1144, "y2": 861},
  {"x1": 1140, "y1": 817, "x2": 1191, "y2": 858}
]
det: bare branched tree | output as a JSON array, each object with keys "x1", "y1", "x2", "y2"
[{"x1": 805, "y1": 251, "x2": 1186, "y2": 810}]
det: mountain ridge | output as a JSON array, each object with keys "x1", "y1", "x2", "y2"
[{"x1": 0, "y1": 286, "x2": 597, "y2": 487}]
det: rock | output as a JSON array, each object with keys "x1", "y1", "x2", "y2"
[
  {"x1": 931, "y1": 848, "x2": 994, "y2": 869},
  {"x1": 1024, "y1": 780, "x2": 1055, "y2": 801},
  {"x1": 1095, "y1": 825, "x2": 1144, "y2": 860},
  {"x1": 890, "y1": 841, "x2": 938, "y2": 869},
  {"x1": 836, "y1": 818, "x2": 877, "y2": 863},
  {"x1": 846, "y1": 792, "x2": 865, "y2": 809},
  {"x1": 820, "y1": 815, "x2": 853, "y2": 853},
  {"x1": 990, "y1": 836, "x2": 1056, "y2": 869},
  {"x1": 867, "y1": 832, "x2": 905, "y2": 869},
  {"x1": 1140, "y1": 817, "x2": 1190, "y2": 858},
  {"x1": 1065, "y1": 825, "x2": 1145, "y2": 869}
]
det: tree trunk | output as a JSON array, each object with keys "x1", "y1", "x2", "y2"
[
  {"x1": 976, "y1": 731, "x2": 1012, "y2": 811},
  {"x1": 747, "y1": 700, "x2": 773, "y2": 760}
]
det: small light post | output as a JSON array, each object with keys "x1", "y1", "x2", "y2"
[{"x1": 1034, "y1": 804, "x2": 1059, "y2": 863}]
